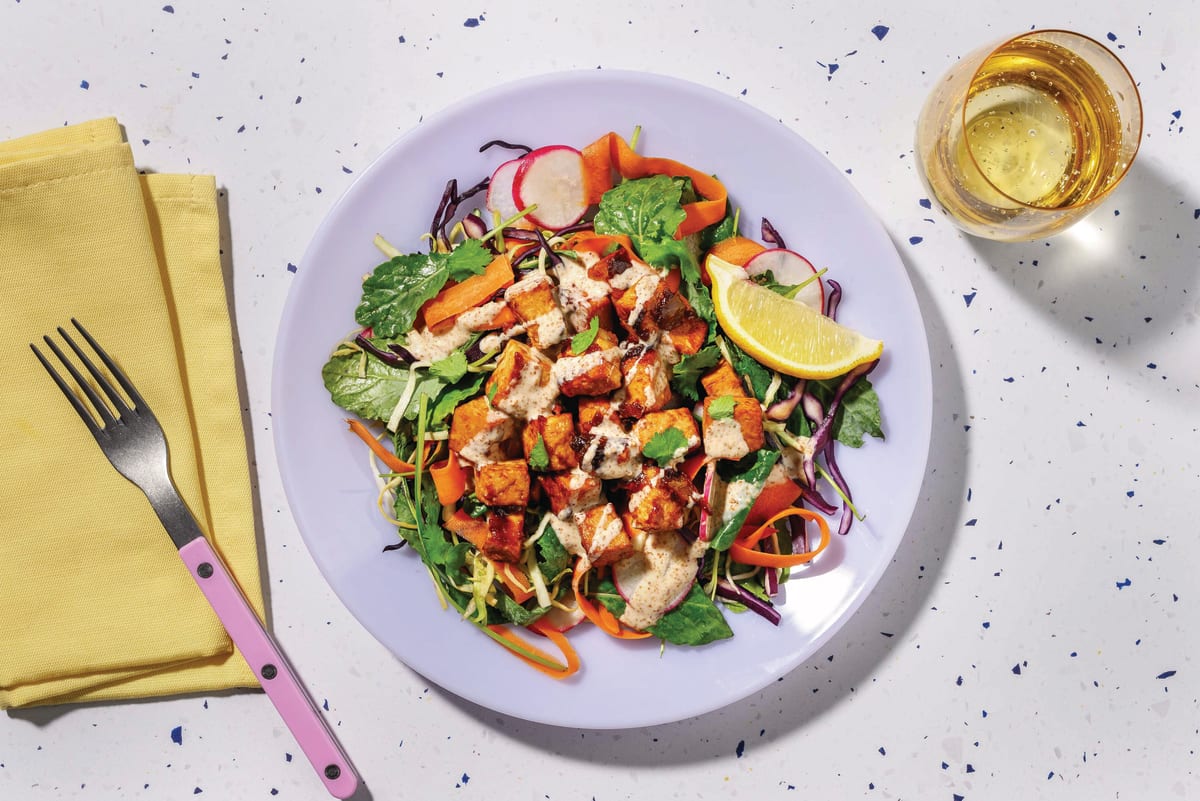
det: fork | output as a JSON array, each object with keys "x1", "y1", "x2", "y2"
[{"x1": 32, "y1": 319, "x2": 360, "y2": 800}]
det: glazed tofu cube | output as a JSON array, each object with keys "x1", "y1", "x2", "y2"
[
  {"x1": 576, "y1": 419, "x2": 643, "y2": 479},
  {"x1": 631, "y1": 408, "x2": 701, "y2": 458},
  {"x1": 485, "y1": 339, "x2": 558, "y2": 420},
  {"x1": 663, "y1": 315, "x2": 708, "y2": 356},
  {"x1": 574, "y1": 503, "x2": 634, "y2": 568},
  {"x1": 576, "y1": 397, "x2": 619, "y2": 435},
  {"x1": 538, "y1": 468, "x2": 604, "y2": 517},
  {"x1": 586, "y1": 245, "x2": 657, "y2": 291},
  {"x1": 450, "y1": 396, "x2": 517, "y2": 466},
  {"x1": 475, "y1": 460, "x2": 530, "y2": 507},
  {"x1": 483, "y1": 511, "x2": 525, "y2": 563},
  {"x1": 613, "y1": 274, "x2": 675, "y2": 340},
  {"x1": 505, "y1": 273, "x2": 566, "y2": 350},
  {"x1": 553, "y1": 255, "x2": 615, "y2": 333},
  {"x1": 553, "y1": 327, "x2": 623, "y2": 397},
  {"x1": 701, "y1": 360, "x2": 748, "y2": 398},
  {"x1": 522, "y1": 413, "x2": 579, "y2": 472},
  {"x1": 702, "y1": 396, "x2": 765, "y2": 461},
  {"x1": 624, "y1": 465, "x2": 697, "y2": 532},
  {"x1": 618, "y1": 347, "x2": 671, "y2": 418}
]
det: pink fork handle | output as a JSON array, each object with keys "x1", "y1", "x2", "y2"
[{"x1": 179, "y1": 538, "x2": 359, "y2": 799}]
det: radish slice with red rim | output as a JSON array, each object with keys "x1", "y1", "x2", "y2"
[
  {"x1": 611, "y1": 531, "x2": 698, "y2": 621},
  {"x1": 486, "y1": 157, "x2": 524, "y2": 220},
  {"x1": 512, "y1": 145, "x2": 588, "y2": 230},
  {"x1": 539, "y1": 603, "x2": 586, "y2": 633},
  {"x1": 743, "y1": 248, "x2": 825, "y2": 311}
]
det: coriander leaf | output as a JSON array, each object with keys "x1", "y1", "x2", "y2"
[
  {"x1": 570, "y1": 316, "x2": 600, "y2": 354},
  {"x1": 428, "y1": 350, "x2": 468, "y2": 382},
  {"x1": 809, "y1": 376, "x2": 884, "y2": 447},
  {"x1": 493, "y1": 593, "x2": 548, "y2": 626},
  {"x1": 594, "y1": 175, "x2": 687, "y2": 250},
  {"x1": 642, "y1": 427, "x2": 689, "y2": 467},
  {"x1": 429, "y1": 373, "x2": 485, "y2": 426},
  {"x1": 670, "y1": 344, "x2": 721, "y2": 402},
  {"x1": 486, "y1": 381, "x2": 499, "y2": 403},
  {"x1": 536, "y1": 526, "x2": 571, "y2": 580},
  {"x1": 461, "y1": 492, "x2": 488, "y2": 519},
  {"x1": 647, "y1": 582, "x2": 733, "y2": 645},
  {"x1": 528, "y1": 435, "x2": 550, "y2": 471},
  {"x1": 710, "y1": 450, "x2": 779, "y2": 552},
  {"x1": 355, "y1": 239, "x2": 492, "y2": 337},
  {"x1": 707, "y1": 395, "x2": 736, "y2": 420},
  {"x1": 321, "y1": 351, "x2": 411, "y2": 422}
]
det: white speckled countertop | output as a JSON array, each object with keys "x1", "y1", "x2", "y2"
[{"x1": 3, "y1": 1, "x2": 1198, "y2": 798}]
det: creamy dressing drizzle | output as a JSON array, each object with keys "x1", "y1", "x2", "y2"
[
  {"x1": 403, "y1": 300, "x2": 509, "y2": 363},
  {"x1": 579, "y1": 507, "x2": 624, "y2": 559},
  {"x1": 627, "y1": 274, "x2": 662, "y2": 331},
  {"x1": 495, "y1": 353, "x2": 558, "y2": 419},
  {"x1": 553, "y1": 256, "x2": 611, "y2": 332},
  {"x1": 551, "y1": 347, "x2": 621, "y2": 385},
  {"x1": 458, "y1": 408, "x2": 515, "y2": 466},
  {"x1": 704, "y1": 416, "x2": 750, "y2": 460},
  {"x1": 616, "y1": 531, "x2": 700, "y2": 631},
  {"x1": 580, "y1": 418, "x2": 643, "y2": 479}
]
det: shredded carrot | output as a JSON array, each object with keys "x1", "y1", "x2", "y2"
[
  {"x1": 729, "y1": 507, "x2": 831, "y2": 568},
  {"x1": 708, "y1": 235, "x2": 767, "y2": 267},
  {"x1": 444, "y1": 509, "x2": 488, "y2": 551},
  {"x1": 497, "y1": 562, "x2": 535, "y2": 604},
  {"x1": 746, "y1": 479, "x2": 803, "y2": 525},
  {"x1": 422, "y1": 253, "x2": 514, "y2": 329},
  {"x1": 487, "y1": 624, "x2": 578, "y2": 679},
  {"x1": 566, "y1": 233, "x2": 637, "y2": 258},
  {"x1": 430, "y1": 452, "x2": 467, "y2": 505},
  {"x1": 580, "y1": 132, "x2": 729, "y2": 237},
  {"x1": 345, "y1": 419, "x2": 414, "y2": 475},
  {"x1": 570, "y1": 561, "x2": 653, "y2": 639},
  {"x1": 529, "y1": 620, "x2": 580, "y2": 675}
]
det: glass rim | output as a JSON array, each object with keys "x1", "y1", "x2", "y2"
[{"x1": 961, "y1": 28, "x2": 1144, "y2": 212}]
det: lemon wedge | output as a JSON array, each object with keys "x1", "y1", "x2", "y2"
[{"x1": 706, "y1": 254, "x2": 883, "y2": 379}]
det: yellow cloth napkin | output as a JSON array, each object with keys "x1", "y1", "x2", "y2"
[{"x1": 0, "y1": 118, "x2": 265, "y2": 708}]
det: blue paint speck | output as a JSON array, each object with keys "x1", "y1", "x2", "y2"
[
  {"x1": 193, "y1": 789, "x2": 202, "y2": 795},
  {"x1": 963, "y1": 291, "x2": 977, "y2": 307},
  {"x1": 1147, "y1": 362, "x2": 1157, "y2": 369},
  {"x1": 919, "y1": 198, "x2": 932, "y2": 209},
  {"x1": 909, "y1": 236, "x2": 923, "y2": 245},
  {"x1": 287, "y1": 263, "x2": 297, "y2": 273},
  {"x1": 965, "y1": 518, "x2": 977, "y2": 526},
  {"x1": 398, "y1": 35, "x2": 406, "y2": 43},
  {"x1": 1157, "y1": 670, "x2": 1177, "y2": 679},
  {"x1": 461, "y1": 773, "x2": 470, "y2": 784},
  {"x1": 464, "y1": 17, "x2": 480, "y2": 27},
  {"x1": 1171, "y1": 109, "x2": 1181, "y2": 119},
  {"x1": 80, "y1": 80, "x2": 90, "y2": 90},
  {"x1": 163, "y1": 4, "x2": 174, "y2": 12},
  {"x1": 1107, "y1": 32, "x2": 1118, "y2": 41},
  {"x1": 1126, "y1": 490, "x2": 1135, "y2": 497},
  {"x1": 170, "y1": 726, "x2": 182, "y2": 745},
  {"x1": 871, "y1": 25, "x2": 890, "y2": 40},
  {"x1": 1116, "y1": 578, "x2": 1131, "y2": 590},
  {"x1": 342, "y1": 166, "x2": 353, "y2": 174},
  {"x1": 285, "y1": 753, "x2": 293, "y2": 763},
  {"x1": 878, "y1": 746, "x2": 886, "y2": 755},
  {"x1": 1012, "y1": 663, "x2": 1022, "y2": 675},
  {"x1": 191, "y1": 71, "x2": 200, "y2": 79},
  {"x1": 982, "y1": 621, "x2": 990, "y2": 629},
  {"x1": 323, "y1": 698, "x2": 330, "y2": 711},
  {"x1": 735, "y1": 740, "x2": 745, "y2": 757}
]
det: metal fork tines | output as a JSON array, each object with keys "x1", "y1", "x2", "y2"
[{"x1": 31, "y1": 319, "x2": 203, "y2": 549}]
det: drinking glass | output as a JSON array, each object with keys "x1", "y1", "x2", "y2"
[{"x1": 915, "y1": 29, "x2": 1142, "y2": 241}]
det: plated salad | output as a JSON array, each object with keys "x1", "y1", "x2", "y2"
[{"x1": 321, "y1": 130, "x2": 884, "y2": 677}]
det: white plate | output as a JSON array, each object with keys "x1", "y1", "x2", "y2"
[{"x1": 273, "y1": 70, "x2": 932, "y2": 729}]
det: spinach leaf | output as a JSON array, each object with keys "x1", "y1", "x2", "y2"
[
  {"x1": 709, "y1": 450, "x2": 780, "y2": 551},
  {"x1": 355, "y1": 239, "x2": 492, "y2": 337},
  {"x1": 321, "y1": 351, "x2": 411, "y2": 422},
  {"x1": 536, "y1": 525, "x2": 571, "y2": 580},
  {"x1": 493, "y1": 593, "x2": 548, "y2": 626},
  {"x1": 809, "y1": 376, "x2": 884, "y2": 447},
  {"x1": 594, "y1": 175, "x2": 687, "y2": 252},
  {"x1": 670, "y1": 344, "x2": 721, "y2": 402},
  {"x1": 697, "y1": 201, "x2": 738, "y2": 252},
  {"x1": 647, "y1": 582, "x2": 733, "y2": 645},
  {"x1": 723, "y1": 338, "x2": 774, "y2": 403},
  {"x1": 594, "y1": 577, "x2": 626, "y2": 617}
]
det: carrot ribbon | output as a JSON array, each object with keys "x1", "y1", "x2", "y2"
[{"x1": 729, "y1": 507, "x2": 831, "y2": 568}]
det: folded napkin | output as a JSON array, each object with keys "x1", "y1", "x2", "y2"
[{"x1": 0, "y1": 118, "x2": 265, "y2": 709}]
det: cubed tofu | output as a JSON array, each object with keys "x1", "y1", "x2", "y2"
[
  {"x1": 577, "y1": 419, "x2": 643, "y2": 479},
  {"x1": 618, "y1": 346, "x2": 671, "y2": 418},
  {"x1": 586, "y1": 246, "x2": 657, "y2": 291},
  {"x1": 624, "y1": 465, "x2": 697, "y2": 532},
  {"x1": 483, "y1": 511, "x2": 525, "y2": 563},
  {"x1": 522, "y1": 414, "x2": 579, "y2": 472},
  {"x1": 450, "y1": 396, "x2": 518, "y2": 465},
  {"x1": 475, "y1": 460, "x2": 530, "y2": 507},
  {"x1": 701, "y1": 360, "x2": 748, "y2": 398},
  {"x1": 505, "y1": 273, "x2": 566, "y2": 350},
  {"x1": 631, "y1": 408, "x2": 701, "y2": 457},
  {"x1": 553, "y1": 256, "x2": 615, "y2": 333},
  {"x1": 485, "y1": 339, "x2": 558, "y2": 420},
  {"x1": 553, "y1": 327, "x2": 623, "y2": 397},
  {"x1": 576, "y1": 397, "x2": 619, "y2": 435},
  {"x1": 702, "y1": 396, "x2": 765, "y2": 461},
  {"x1": 574, "y1": 503, "x2": 634, "y2": 568},
  {"x1": 663, "y1": 315, "x2": 708, "y2": 355},
  {"x1": 538, "y1": 468, "x2": 604, "y2": 517},
  {"x1": 613, "y1": 274, "x2": 675, "y2": 340}
]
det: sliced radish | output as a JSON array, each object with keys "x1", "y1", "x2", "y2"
[
  {"x1": 539, "y1": 604, "x2": 586, "y2": 633},
  {"x1": 698, "y1": 464, "x2": 718, "y2": 541},
  {"x1": 512, "y1": 145, "x2": 588, "y2": 230},
  {"x1": 744, "y1": 248, "x2": 825, "y2": 312},
  {"x1": 611, "y1": 531, "x2": 697, "y2": 618},
  {"x1": 485, "y1": 157, "x2": 524, "y2": 220}
]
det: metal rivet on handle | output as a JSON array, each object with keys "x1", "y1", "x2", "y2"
[
  {"x1": 261, "y1": 663, "x2": 278, "y2": 680},
  {"x1": 197, "y1": 562, "x2": 214, "y2": 579},
  {"x1": 325, "y1": 764, "x2": 341, "y2": 780}
]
